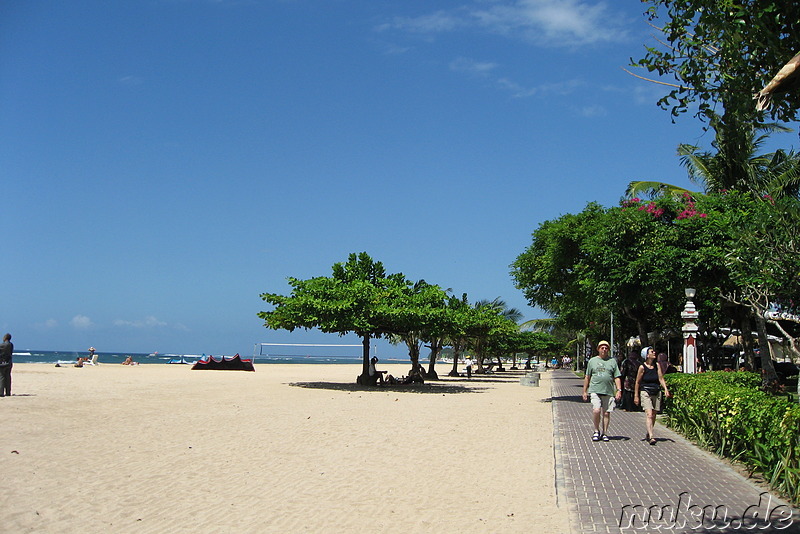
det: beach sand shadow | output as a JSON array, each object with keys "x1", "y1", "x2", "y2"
[
  {"x1": 543, "y1": 395, "x2": 585, "y2": 404},
  {"x1": 438, "y1": 377, "x2": 520, "y2": 384},
  {"x1": 288, "y1": 381, "x2": 487, "y2": 394}
]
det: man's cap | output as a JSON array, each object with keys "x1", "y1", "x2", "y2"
[{"x1": 597, "y1": 340, "x2": 610, "y2": 348}]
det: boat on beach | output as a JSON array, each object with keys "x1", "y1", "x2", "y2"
[{"x1": 166, "y1": 355, "x2": 199, "y2": 365}]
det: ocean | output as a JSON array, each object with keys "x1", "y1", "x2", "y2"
[{"x1": 11, "y1": 350, "x2": 410, "y2": 366}]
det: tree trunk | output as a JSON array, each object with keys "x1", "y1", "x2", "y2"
[
  {"x1": 449, "y1": 345, "x2": 462, "y2": 377},
  {"x1": 449, "y1": 340, "x2": 465, "y2": 377},
  {"x1": 637, "y1": 318, "x2": 650, "y2": 349},
  {"x1": 475, "y1": 339, "x2": 487, "y2": 372},
  {"x1": 769, "y1": 318, "x2": 800, "y2": 404},
  {"x1": 754, "y1": 311, "x2": 779, "y2": 387},
  {"x1": 408, "y1": 343, "x2": 421, "y2": 376},
  {"x1": 356, "y1": 334, "x2": 371, "y2": 384},
  {"x1": 738, "y1": 313, "x2": 757, "y2": 369},
  {"x1": 426, "y1": 339, "x2": 442, "y2": 380}
]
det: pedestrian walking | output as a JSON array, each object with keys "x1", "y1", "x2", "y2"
[
  {"x1": 620, "y1": 350, "x2": 642, "y2": 412},
  {"x1": 582, "y1": 340, "x2": 622, "y2": 442},
  {"x1": 635, "y1": 346, "x2": 671, "y2": 445}
]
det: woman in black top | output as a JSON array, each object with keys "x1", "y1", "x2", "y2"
[{"x1": 634, "y1": 346, "x2": 671, "y2": 445}]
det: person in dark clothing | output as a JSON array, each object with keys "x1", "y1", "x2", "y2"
[
  {"x1": 0, "y1": 333, "x2": 13, "y2": 397},
  {"x1": 620, "y1": 350, "x2": 642, "y2": 412},
  {"x1": 657, "y1": 352, "x2": 677, "y2": 375},
  {"x1": 635, "y1": 346, "x2": 671, "y2": 445}
]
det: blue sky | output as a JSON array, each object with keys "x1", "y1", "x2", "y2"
[{"x1": 2, "y1": 1, "x2": 788, "y2": 357}]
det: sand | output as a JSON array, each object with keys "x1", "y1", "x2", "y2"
[{"x1": 1, "y1": 363, "x2": 569, "y2": 533}]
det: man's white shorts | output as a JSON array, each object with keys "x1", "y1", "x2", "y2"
[{"x1": 590, "y1": 392, "x2": 616, "y2": 412}]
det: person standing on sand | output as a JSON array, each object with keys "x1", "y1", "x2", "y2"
[
  {"x1": 464, "y1": 356, "x2": 473, "y2": 379},
  {"x1": 582, "y1": 340, "x2": 622, "y2": 442},
  {"x1": 0, "y1": 333, "x2": 13, "y2": 397}
]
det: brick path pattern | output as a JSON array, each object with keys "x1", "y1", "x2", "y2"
[{"x1": 550, "y1": 369, "x2": 800, "y2": 534}]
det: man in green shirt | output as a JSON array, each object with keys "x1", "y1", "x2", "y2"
[{"x1": 582, "y1": 340, "x2": 622, "y2": 442}]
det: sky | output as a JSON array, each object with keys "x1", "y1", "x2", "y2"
[{"x1": 3, "y1": 1, "x2": 794, "y2": 357}]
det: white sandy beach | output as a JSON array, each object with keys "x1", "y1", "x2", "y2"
[{"x1": 2, "y1": 363, "x2": 568, "y2": 533}]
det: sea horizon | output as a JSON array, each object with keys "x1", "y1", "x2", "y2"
[{"x1": 11, "y1": 349, "x2": 413, "y2": 366}]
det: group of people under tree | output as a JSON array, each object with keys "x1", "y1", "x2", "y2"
[
  {"x1": 367, "y1": 356, "x2": 425, "y2": 386},
  {"x1": 583, "y1": 340, "x2": 673, "y2": 445}
]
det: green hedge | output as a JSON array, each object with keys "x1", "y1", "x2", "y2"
[{"x1": 663, "y1": 372, "x2": 800, "y2": 504}]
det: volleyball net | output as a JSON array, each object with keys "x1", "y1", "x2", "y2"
[{"x1": 253, "y1": 342, "x2": 372, "y2": 362}]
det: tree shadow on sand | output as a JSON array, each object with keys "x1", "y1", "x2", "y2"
[
  {"x1": 288, "y1": 381, "x2": 489, "y2": 394},
  {"x1": 438, "y1": 377, "x2": 521, "y2": 384},
  {"x1": 542, "y1": 394, "x2": 585, "y2": 404}
]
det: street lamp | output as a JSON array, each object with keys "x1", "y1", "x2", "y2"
[{"x1": 682, "y1": 288, "x2": 699, "y2": 373}]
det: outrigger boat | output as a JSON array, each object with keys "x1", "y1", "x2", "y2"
[{"x1": 166, "y1": 355, "x2": 199, "y2": 365}]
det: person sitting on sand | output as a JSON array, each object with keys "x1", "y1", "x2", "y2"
[
  {"x1": 369, "y1": 356, "x2": 385, "y2": 385},
  {"x1": 122, "y1": 355, "x2": 134, "y2": 365},
  {"x1": 74, "y1": 357, "x2": 84, "y2": 368},
  {"x1": 385, "y1": 373, "x2": 414, "y2": 386}
]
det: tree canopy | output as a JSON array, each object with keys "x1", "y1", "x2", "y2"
[
  {"x1": 512, "y1": 190, "x2": 800, "y2": 385},
  {"x1": 259, "y1": 252, "x2": 424, "y2": 382},
  {"x1": 632, "y1": 0, "x2": 800, "y2": 124},
  {"x1": 259, "y1": 252, "x2": 527, "y2": 384}
]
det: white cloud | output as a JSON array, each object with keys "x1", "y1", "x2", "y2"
[
  {"x1": 575, "y1": 104, "x2": 608, "y2": 117},
  {"x1": 496, "y1": 77, "x2": 538, "y2": 97},
  {"x1": 114, "y1": 316, "x2": 168, "y2": 328},
  {"x1": 379, "y1": 10, "x2": 466, "y2": 34},
  {"x1": 118, "y1": 75, "x2": 143, "y2": 86},
  {"x1": 70, "y1": 315, "x2": 94, "y2": 329},
  {"x1": 450, "y1": 57, "x2": 498, "y2": 77},
  {"x1": 382, "y1": 1, "x2": 629, "y2": 48}
]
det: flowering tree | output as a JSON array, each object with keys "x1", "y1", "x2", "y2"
[
  {"x1": 513, "y1": 194, "x2": 724, "y2": 347},
  {"x1": 514, "y1": 191, "x2": 800, "y2": 384}
]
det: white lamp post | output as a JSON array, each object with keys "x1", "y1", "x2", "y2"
[{"x1": 682, "y1": 288, "x2": 699, "y2": 374}]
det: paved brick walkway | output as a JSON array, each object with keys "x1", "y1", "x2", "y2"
[{"x1": 549, "y1": 369, "x2": 800, "y2": 533}]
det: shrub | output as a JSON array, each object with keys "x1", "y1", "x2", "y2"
[{"x1": 663, "y1": 372, "x2": 800, "y2": 504}]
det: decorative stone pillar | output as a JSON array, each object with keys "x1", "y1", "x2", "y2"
[{"x1": 682, "y1": 288, "x2": 699, "y2": 374}]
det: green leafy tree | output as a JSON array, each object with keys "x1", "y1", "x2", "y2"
[
  {"x1": 388, "y1": 280, "x2": 451, "y2": 380},
  {"x1": 632, "y1": 0, "x2": 800, "y2": 124},
  {"x1": 445, "y1": 293, "x2": 474, "y2": 378},
  {"x1": 722, "y1": 195, "x2": 800, "y2": 386},
  {"x1": 259, "y1": 252, "x2": 412, "y2": 384},
  {"x1": 496, "y1": 330, "x2": 561, "y2": 370},
  {"x1": 631, "y1": 1, "x2": 800, "y2": 214},
  {"x1": 472, "y1": 298, "x2": 523, "y2": 372},
  {"x1": 511, "y1": 205, "x2": 606, "y2": 333},
  {"x1": 513, "y1": 196, "x2": 733, "y2": 349}
]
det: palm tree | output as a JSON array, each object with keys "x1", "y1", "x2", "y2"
[
  {"x1": 677, "y1": 120, "x2": 799, "y2": 196},
  {"x1": 625, "y1": 181, "x2": 696, "y2": 200},
  {"x1": 626, "y1": 120, "x2": 800, "y2": 201}
]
